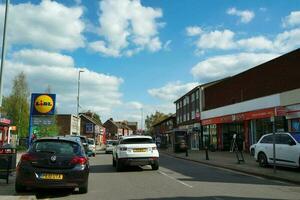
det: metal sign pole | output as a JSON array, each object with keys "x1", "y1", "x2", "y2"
[{"x1": 271, "y1": 116, "x2": 276, "y2": 173}]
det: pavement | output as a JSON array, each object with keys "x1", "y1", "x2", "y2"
[{"x1": 160, "y1": 148, "x2": 300, "y2": 185}]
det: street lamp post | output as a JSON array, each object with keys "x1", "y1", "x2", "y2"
[
  {"x1": 77, "y1": 70, "x2": 84, "y2": 135},
  {"x1": 0, "y1": 0, "x2": 9, "y2": 108}
]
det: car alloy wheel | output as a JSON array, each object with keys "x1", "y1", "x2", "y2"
[{"x1": 258, "y1": 153, "x2": 268, "y2": 167}]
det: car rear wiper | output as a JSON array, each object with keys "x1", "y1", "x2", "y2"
[{"x1": 36, "y1": 150, "x2": 56, "y2": 154}]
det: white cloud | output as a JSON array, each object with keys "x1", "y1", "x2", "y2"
[
  {"x1": 196, "y1": 29, "x2": 236, "y2": 50},
  {"x1": 0, "y1": 0, "x2": 85, "y2": 51},
  {"x1": 191, "y1": 53, "x2": 279, "y2": 81},
  {"x1": 148, "y1": 81, "x2": 199, "y2": 101},
  {"x1": 163, "y1": 40, "x2": 172, "y2": 51},
  {"x1": 109, "y1": 101, "x2": 174, "y2": 129},
  {"x1": 273, "y1": 28, "x2": 300, "y2": 53},
  {"x1": 89, "y1": 0, "x2": 164, "y2": 57},
  {"x1": 4, "y1": 49, "x2": 123, "y2": 117},
  {"x1": 237, "y1": 36, "x2": 273, "y2": 51},
  {"x1": 127, "y1": 101, "x2": 143, "y2": 110},
  {"x1": 186, "y1": 26, "x2": 203, "y2": 36},
  {"x1": 187, "y1": 26, "x2": 300, "y2": 54},
  {"x1": 227, "y1": 7, "x2": 255, "y2": 23},
  {"x1": 282, "y1": 11, "x2": 300, "y2": 28},
  {"x1": 12, "y1": 49, "x2": 74, "y2": 68}
]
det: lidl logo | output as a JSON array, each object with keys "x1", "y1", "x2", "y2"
[{"x1": 32, "y1": 94, "x2": 55, "y2": 115}]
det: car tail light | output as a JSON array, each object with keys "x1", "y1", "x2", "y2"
[
  {"x1": 70, "y1": 156, "x2": 87, "y2": 165},
  {"x1": 20, "y1": 153, "x2": 37, "y2": 162},
  {"x1": 152, "y1": 147, "x2": 157, "y2": 150},
  {"x1": 119, "y1": 147, "x2": 127, "y2": 151}
]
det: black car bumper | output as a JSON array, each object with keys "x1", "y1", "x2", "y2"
[{"x1": 16, "y1": 165, "x2": 89, "y2": 189}]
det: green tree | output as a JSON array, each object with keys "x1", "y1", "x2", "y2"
[
  {"x1": 145, "y1": 111, "x2": 169, "y2": 135},
  {"x1": 2, "y1": 72, "x2": 30, "y2": 138}
]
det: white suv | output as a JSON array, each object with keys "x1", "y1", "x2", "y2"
[
  {"x1": 112, "y1": 135, "x2": 159, "y2": 171},
  {"x1": 252, "y1": 132, "x2": 300, "y2": 168}
]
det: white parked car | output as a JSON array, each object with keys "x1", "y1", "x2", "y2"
[
  {"x1": 105, "y1": 140, "x2": 118, "y2": 154},
  {"x1": 112, "y1": 135, "x2": 159, "y2": 171},
  {"x1": 252, "y1": 132, "x2": 300, "y2": 168},
  {"x1": 87, "y1": 138, "x2": 96, "y2": 157}
]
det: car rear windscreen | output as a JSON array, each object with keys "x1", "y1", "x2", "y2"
[
  {"x1": 31, "y1": 141, "x2": 81, "y2": 155},
  {"x1": 120, "y1": 138, "x2": 154, "y2": 144}
]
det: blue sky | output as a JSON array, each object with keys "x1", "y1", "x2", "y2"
[{"x1": 1, "y1": 0, "x2": 300, "y2": 127}]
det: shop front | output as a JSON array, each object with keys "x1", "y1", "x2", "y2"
[
  {"x1": 188, "y1": 123, "x2": 201, "y2": 150},
  {"x1": 0, "y1": 118, "x2": 11, "y2": 146},
  {"x1": 201, "y1": 106, "x2": 287, "y2": 151},
  {"x1": 286, "y1": 104, "x2": 300, "y2": 132}
]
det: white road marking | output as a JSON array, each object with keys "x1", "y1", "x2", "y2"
[{"x1": 158, "y1": 170, "x2": 193, "y2": 188}]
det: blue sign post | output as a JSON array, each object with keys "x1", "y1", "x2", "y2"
[{"x1": 28, "y1": 93, "x2": 56, "y2": 146}]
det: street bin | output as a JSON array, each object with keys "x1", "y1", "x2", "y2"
[{"x1": 0, "y1": 146, "x2": 17, "y2": 184}]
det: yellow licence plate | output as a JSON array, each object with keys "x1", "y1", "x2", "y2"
[
  {"x1": 41, "y1": 174, "x2": 63, "y2": 180},
  {"x1": 133, "y1": 148, "x2": 147, "y2": 152}
]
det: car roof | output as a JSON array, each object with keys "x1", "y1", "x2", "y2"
[
  {"x1": 34, "y1": 136, "x2": 81, "y2": 144},
  {"x1": 262, "y1": 132, "x2": 291, "y2": 137},
  {"x1": 120, "y1": 135, "x2": 152, "y2": 140},
  {"x1": 65, "y1": 135, "x2": 87, "y2": 139}
]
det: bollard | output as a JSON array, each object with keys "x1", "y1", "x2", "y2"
[
  {"x1": 185, "y1": 146, "x2": 188, "y2": 157},
  {"x1": 205, "y1": 146, "x2": 209, "y2": 160}
]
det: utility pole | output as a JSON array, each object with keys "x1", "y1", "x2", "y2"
[
  {"x1": 77, "y1": 70, "x2": 84, "y2": 135},
  {"x1": 140, "y1": 108, "x2": 143, "y2": 134},
  {"x1": 0, "y1": 0, "x2": 9, "y2": 108},
  {"x1": 271, "y1": 116, "x2": 276, "y2": 173}
]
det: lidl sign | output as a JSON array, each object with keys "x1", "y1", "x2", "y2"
[{"x1": 31, "y1": 93, "x2": 56, "y2": 115}]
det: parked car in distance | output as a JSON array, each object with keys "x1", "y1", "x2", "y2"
[
  {"x1": 87, "y1": 138, "x2": 96, "y2": 157},
  {"x1": 252, "y1": 132, "x2": 300, "y2": 168},
  {"x1": 65, "y1": 135, "x2": 89, "y2": 155},
  {"x1": 15, "y1": 137, "x2": 89, "y2": 194},
  {"x1": 112, "y1": 135, "x2": 159, "y2": 171},
  {"x1": 105, "y1": 140, "x2": 118, "y2": 154}
]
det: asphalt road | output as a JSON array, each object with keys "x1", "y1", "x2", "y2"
[{"x1": 1, "y1": 152, "x2": 300, "y2": 200}]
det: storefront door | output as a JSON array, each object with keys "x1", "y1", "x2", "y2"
[{"x1": 222, "y1": 123, "x2": 244, "y2": 151}]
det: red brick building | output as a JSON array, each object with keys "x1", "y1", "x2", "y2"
[{"x1": 200, "y1": 48, "x2": 300, "y2": 151}]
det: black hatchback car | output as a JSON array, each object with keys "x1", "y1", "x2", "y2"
[{"x1": 15, "y1": 137, "x2": 89, "y2": 194}]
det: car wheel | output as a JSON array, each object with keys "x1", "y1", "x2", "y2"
[
  {"x1": 15, "y1": 181, "x2": 27, "y2": 193},
  {"x1": 151, "y1": 160, "x2": 159, "y2": 170},
  {"x1": 78, "y1": 182, "x2": 88, "y2": 194},
  {"x1": 112, "y1": 158, "x2": 116, "y2": 167},
  {"x1": 116, "y1": 158, "x2": 123, "y2": 172},
  {"x1": 258, "y1": 152, "x2": 268, "y2": 167}
]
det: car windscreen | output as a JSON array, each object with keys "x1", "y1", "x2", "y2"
[
  {"x1": 80, "y1": 137, "x2": 88, "y2": 144},
  {"x1": 120, "y1": 138, "x2": 154, "y2": 144},
  {"x1": 107, "y1": 141, "x2": 113, "y2": 144},
  {"x1": 290, "y1": 133, "x2": 300, "y2": 143},
  {"x1": 88, "y1": 139, "x2": 94, "y2": 145},
  {"x1": 31, "y1": 140, "x2": 81, "y2": 155}
]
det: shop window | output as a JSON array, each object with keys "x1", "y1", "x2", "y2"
[
  {"x1": 255, "y1": 118, "x2": 272, "y2": 142},
  {"x1": 291, "y1": 119, "x2": 300, "y2": 132},
  {"x1": 275, "y1": 117, "x2": 286, "y2": 132}
]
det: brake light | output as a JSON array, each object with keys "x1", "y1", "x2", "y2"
[
  {"x1": 20, "y1": 153, "x2": 37, "y2": 162},
  {"x1": 70, "y1": 156, "x2": 87, "y2": 165},
  {"x1": 119, "y1": 147, "x2": 127, "y2": 151}
]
